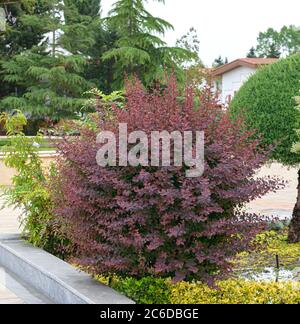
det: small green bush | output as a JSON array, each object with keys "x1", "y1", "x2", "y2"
[
  {"x1": 97, "y1": 275, "x2": 300, "y2": 304},
  {"x1": 230, "y1": 54, "x2": 300, "y2": 165},
  {"x1": 98, "y1": 276, "x2": 171, "y2": 304},
  {"x1": 0, "y1": 112, "x2": 69, "y2": 257},
  {"x1": 0, "y1": 137, "x2": 55, "y2": 151}
]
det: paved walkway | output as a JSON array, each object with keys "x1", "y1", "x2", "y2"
[
  {"x1": 0, "y1": 194, "x2": 23, "y2": 304},
  {"x1": 245, "y1": 163, "x2": 298, "y2": 219},
  {"x1": 0, "y1": 268, "x2": 24, "y2": 304},
  {"x1": 0, "y1": 265, "x2": 50, "y2": 304},
  {"x1": 0, "y1": 194, "x2": 21, "y2": 236}
]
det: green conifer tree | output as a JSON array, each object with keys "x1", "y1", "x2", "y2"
[
  {"x1": 64, "y1": 0, "x2": 100, "y2": 18},
  {"x1": 102, "y1": 0, "x2": 194, "y2": 89},
  {"x1": 0, "y1": 0, "x2": 94, "y2": 120},
  {"x1": 0, "y1": 0, "x2": 50, "y2": 98},
  {"x1": 213, "y1": 55, "x2": 228, "y2": 67},
  {"x1": 63, "y1": 0, "x2": 119, "y2": 93},
  {"x1": 247, "y1": 47, "x2": 257, "y2": 58}
]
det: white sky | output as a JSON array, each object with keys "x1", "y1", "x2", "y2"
[{"x1": 101, "y1": 0, "x2": 300, "y2": 66}]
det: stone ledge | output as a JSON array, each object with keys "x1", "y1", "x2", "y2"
[{"x1": 0, "y1": 236, "x2": 134, "y2": 304}]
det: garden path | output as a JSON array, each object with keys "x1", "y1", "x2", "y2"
[
  {"x1": 245, "y1": 163, "x2": 298, "y2": 219},
  {"x1": 0, "y1": 194, "x2": 23, "y2": 304},
  {"x1": 0, "y1": 278, "x2": 24, "y2": 304}
]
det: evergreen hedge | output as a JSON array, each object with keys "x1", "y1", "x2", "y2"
[{"x1": 230, "y1": 54, "x2": 300, "y2": 165}]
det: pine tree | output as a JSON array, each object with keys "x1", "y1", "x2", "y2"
[
  {"x1": 85, "y1": 25, "x2": 119, "y2": 93},
  {"x1": 213, "y1": 55, "x2": 228, "y2": 67},
  {"x1": 102, "y1": 0, "x2": 193, "y2": 89},
  {"x1": 64, "y1": 0, "x2": 100, "y2": 18},
  {"x1": 61, "y1": 0, "x2": 98, "y2": 54},
  {"x1": 0, "y1": 1, "x2": 50, "y2": 56},
  {"x1": 247, "y1": 46, "x2": 257, "y2": 58},
  {"x1": 63, "y1": 0, "x2": 118, "y2": 93},
  {"x1": 1, "y1": 47, "x2": 92, "y2": 120},
  {"x1": 0, "y1": 0, "x2": 50, "y2": 99},
  {"x1": 0, "y1": 0, "x2": 93, "y2": 120}
]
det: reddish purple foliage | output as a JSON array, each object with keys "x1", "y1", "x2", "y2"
[{"x1": 52, "y1": 77, "x2": 283, "y2": 283}]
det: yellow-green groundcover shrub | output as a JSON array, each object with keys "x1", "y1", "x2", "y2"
[
  {"x1": 233, "y1": 230, "x2": 300, "y2": 272},
  {"x1": 98, "y1": 276, "x2": 300, "y2": 304},
  {"x1": 171, "y1": 280, "x2": 300, "y2": 304},
  {"x1": 96, "y1": 231, "x2": 300, "y2": 304}
]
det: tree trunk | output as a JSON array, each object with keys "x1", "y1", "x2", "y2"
[{"x1": 288, "y1": 168, "x2": 300, "y2": 243}]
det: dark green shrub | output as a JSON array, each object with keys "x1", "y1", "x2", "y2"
[
  {"x1": 230, "y1": 54, "x2": 300, "y2": 165},
  {"x1": 110, "y1": 277, "x2": 171, "y2": 304}
]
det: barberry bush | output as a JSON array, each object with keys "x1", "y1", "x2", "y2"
[{"x1": 52, "y1": 77, "x2": 283, "y2": 283}]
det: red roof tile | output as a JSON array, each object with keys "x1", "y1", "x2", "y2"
[{"x1": 211, "y1": 58, "x2": 278, "y2": 77}]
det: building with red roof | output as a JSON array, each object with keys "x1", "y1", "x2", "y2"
[{"x1": 212, "y1": 58, "x2": 278, "y2": 105}]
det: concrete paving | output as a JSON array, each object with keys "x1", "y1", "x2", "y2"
[
  {"x1": 0, "y1": 194, "x2": 22, "y2": 304},
  {"x1": 0, "y1": 194, "x2": 22, "y2": 236},
  {"x1": 245, "y1": 163, "x2": 298, "y2": 219},
  {"x1": 0, "y1": 270, "x2": 23, "y2": 304},
  {"x1": 0, "y1": 195, "x2": 47, "y2": 304},
  {"x1": 0, "y1": 238, "x2": 134, "y2": 304},
  {"x1": 0, "y1": 193, "x2": 133, "y2": 305},
  {"x1": 0, "y1": 266, "x2": 50, "y2": 304}
]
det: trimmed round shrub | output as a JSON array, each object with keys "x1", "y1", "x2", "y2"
[
  {"x1": 230, "y1": 54, "x2": 300, "y2": 165},
  {"x1": 52, "y1": 77, "x2": 282, "y2": 283}
]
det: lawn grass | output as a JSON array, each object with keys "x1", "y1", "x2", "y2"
[{"x1": 0, "y1": 137, "x2": 56, "y2": 152}]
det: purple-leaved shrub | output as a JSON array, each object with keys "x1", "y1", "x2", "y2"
[{"x1": 52, "y1": 77, "x2": 283, "y2": 283}]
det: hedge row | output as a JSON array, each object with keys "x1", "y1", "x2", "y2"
[
  {"x1": 98, "y1": 276, "x2": 300, "y2": 304},
  {"x1": 171, "y1": 280, "x2": 300, "y2": 304},
  {"x1": 230, "y1": 53, "x2": 300, "y2": 165}
]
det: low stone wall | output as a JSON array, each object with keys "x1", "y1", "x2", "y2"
[
  {"x1": 0, "y1": 152, "x2": 58, "y2": 186},
  {"x1": 0, "y1": 236, "x2": 134, "y2": 304}
]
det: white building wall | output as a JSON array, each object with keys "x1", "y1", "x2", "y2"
[{"x1": 221, "y1": 66, "x2": 257, "y2": 105}]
